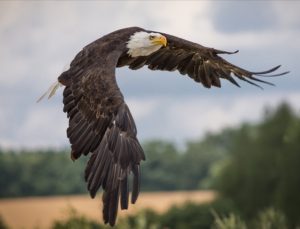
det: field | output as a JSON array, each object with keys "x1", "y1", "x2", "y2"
[{"x1": 0, "y1": 191, "x2": 216, "y2": 229}]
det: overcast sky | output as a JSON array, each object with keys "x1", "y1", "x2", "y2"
[{"x1": 0, "y1": 1, "x2": 299, "y2": 149}]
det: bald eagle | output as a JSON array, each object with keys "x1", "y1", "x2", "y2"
[{"x1": 41, "y1": 27, "x2": 288, "y2": 226}]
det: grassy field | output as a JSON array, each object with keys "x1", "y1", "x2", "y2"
[{"x1": 0, "y1": 191, "x2": 215, "y2": 229}]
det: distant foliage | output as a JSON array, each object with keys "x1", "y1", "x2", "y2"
[
  {"x1": 118, "y1": 209, "x2": 160, "y2": 229},
  {"x1": 0, "y1": 150, "x2": 88, "y2": 197},
  {"x1": 50, "y1": 205, "x2": 296, "y2": 229},
  {"x1": 159, "y1": 200, "x2": 236, "y2": 229},
  {"x1": 0, "y1": 138, "x2": 225, "y2": 197},
  {"x1": 254, "y1": 208, "x2": 288, "y2": 229},
  {"x1": 52, "y1": 208, "x2": 101, "y2": 229},
  {"x1": 212, "y1": 212, "x2": 247, "y2": 229},
  {"x1": 141, "y1": 138, "x2": 227, "y2": 191},
  {"x1": 212, "y1": 208, "x2": 292, "y2": 229},
  {"x1": 49, "y1": 201, "x2": 235, "y2": 229},
  {"x1": 213, "y1": 103, "x2": 300, "y2": 227}
]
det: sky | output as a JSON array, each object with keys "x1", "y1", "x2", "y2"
[{"x1": 0, "y1": 1, "x2": 299, "y2": 149}]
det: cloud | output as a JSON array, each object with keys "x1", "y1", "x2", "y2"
[
  {"x1": 130, "y1": 92, "x2": 300, "y2": 143},
  {"x1": 210, "y1": 1, "x2": 276, "y2": 33},
  {"x1": 272, "y1": 1, "x2": 300, "y2": 30},
  {"x1": 0, "y1": 1, "x2": 299, "y2": 148},
  {"x1": 126, "y1": 98, "x2": 159, "y2": 121},
  {"x1": 0, "y1": 104, "x2": 68, "y2": 149}
]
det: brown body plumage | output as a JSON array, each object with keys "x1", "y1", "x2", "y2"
[{"x1": 57, "y1": 27, "x2": 288, "y2": 226}]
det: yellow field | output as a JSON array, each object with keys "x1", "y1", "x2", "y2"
[{"x1": 0, "y1": 191, "x2": 215, "y2": 229}]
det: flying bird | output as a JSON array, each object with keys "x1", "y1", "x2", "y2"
[{"x1": 40, "y1": 27, "x2": 288, "y2": 226}]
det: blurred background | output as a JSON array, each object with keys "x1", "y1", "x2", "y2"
[{"x1": 0, "y1": 1, "x2": 299, "y2": 229}]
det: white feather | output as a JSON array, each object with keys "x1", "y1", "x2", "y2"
[
  {"x1": 127, "y1": 31, "x2": 163, "y2": 57},
  {"x1": 36, "y1": 81, "x2": 62, "y2": 103}
]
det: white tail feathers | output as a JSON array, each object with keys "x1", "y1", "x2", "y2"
[{"x1": 36, "y1": 81, "x2": 63, "y2": 103}]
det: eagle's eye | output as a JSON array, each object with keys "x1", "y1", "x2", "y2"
[{"x1": 149, "y1": 35, "x2": 155, "y2": 40}]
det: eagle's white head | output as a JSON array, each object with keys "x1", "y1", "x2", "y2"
[{"x1": 127, "y1": 31, "x2": 167, "y2": 57}]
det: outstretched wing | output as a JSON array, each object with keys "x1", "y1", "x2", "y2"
[
  {"x1": 59, "y1": 61, "x2": 145, "y2": 226},
  {"x1": 117, "y1": 32, "x2": 288, "y2": 89}
]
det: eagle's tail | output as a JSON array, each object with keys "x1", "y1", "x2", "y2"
[{"x1": 36, "y1": 80, "x2": 63, "y2": 103}]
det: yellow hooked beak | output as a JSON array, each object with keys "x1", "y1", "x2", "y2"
[{"x1": 151, "y1": 35, "x2": 167, "y2": 47}]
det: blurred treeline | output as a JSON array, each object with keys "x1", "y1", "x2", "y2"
[
  {"x1": 0, "y1": 102, "x2": 300, "y2": 227},
  {"x1": 49, "y1": 205, "x2": 296, "y2": 229},
  {"x1": 0, "y1": 204, "x2": 296, "y2": 229},
  {"x1": 0, "y1": 126, "x2": 228, "y2": 197}
]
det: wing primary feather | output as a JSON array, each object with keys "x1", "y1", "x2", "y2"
[
  {"x1": 108, "y1": 188, "x2": 120, "y2": 226},
  {"x1": 250, "y1": 65, "x2": 281, "y2": 75},
  {"x1": 193, "y1": 58, "x2": 202, "y2": 83},
  {"x1": 226, "y1": 74, "x2": 241, "y2": 87},
  {"x1": 89, "y1": 147, "x2": 112, "y2": 197},
  {"x1": 236, "y1": 76, "x2": 264, "y2": 89},
  {"x1": 84, "y1": 153, "x2": 97, "y2": 181},
  {"x1": 102, "y1": 191, "x2": 109, "y2": 224},
  {"x1": 89, "y1": 157, "x2": 111, "y2": 198},
  {"x1": 246, "y1": 75, "x2": 275, "y2": 86},
  {"x1": 213, "y1": 49, "x2": 239, "y2": 55},
  {"x1": 120, "y1": 175, "x2": 129, "y2": 210},
  {"x1": 185, "y1": 56, "x2": 198, "y2": 77},
  {"x1": 202, "y1": 62, "x2": 212, "y2": 88},
  {"x1": 111, "y1": 164, "x2": 121, "y2": 190},
  {"x1": 211, "y1": 74, "x2": 221, "y2": 87},
  {"x1": 107, "y1": 125, "x2": 119, "y2": 152},
  {"x1": 87, "y1": 143, "x2": 107, "y2": 188},
  {"x1": 131, "y1": 164, "x2": 140, "y2": 204},
  {"x1": 255, "y1": 71, "x2": 290, "y2": 77}
]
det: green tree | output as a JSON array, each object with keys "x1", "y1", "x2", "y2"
[
  {"x1": 0, "y1": 150, "x2": 87, "y2": 197},
  {"x1": 212, "y1": 208, "x2": 291, "y2": 229},
  {"x1": 214, "y1": 103, "x2": 300, "y2": 226},
  {"x1": 142, "y1": 140, "x2": 180, "y2": 190},
  {"x1": 182, "y1": 131, "x2": 233, "y2": 189},
  {"x1": 52, "y1": 208, "x2": 102, "y2": 229},
  {"x1": 159, "y1": 199, "x2": 237, "y2": 229}
]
